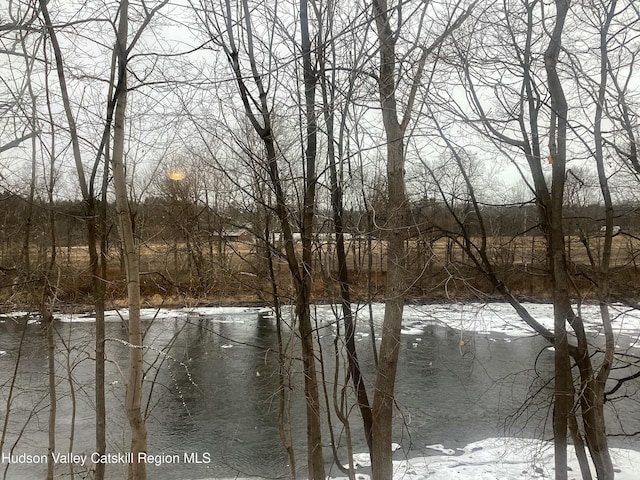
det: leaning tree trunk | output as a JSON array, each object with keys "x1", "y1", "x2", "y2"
[
  {"x1": 213, "y1": 0, "x2": 327, "y2": 476},
  {"x1": 318, "y1": 9, "x2": 374, "y2": 449}
]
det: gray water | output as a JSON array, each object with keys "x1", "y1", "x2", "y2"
[{"x1": 0, "y1": 304, "x2": 637, "y2": 479}]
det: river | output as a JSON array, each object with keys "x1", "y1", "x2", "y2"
[{"x1": 1, "y1": 302, "x2": 639, "y2": 479}]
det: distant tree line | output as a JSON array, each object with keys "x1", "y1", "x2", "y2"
[{"x1": 3, "y1": 186, "x2": 640, "y2": 303}]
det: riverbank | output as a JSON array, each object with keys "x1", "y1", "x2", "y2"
[
  {"x1": 3, "y1": 291, "x2": 639, "y2": 318},
  {"x1": 3, "y1": 235, "x2": 640, "y2": 312}
]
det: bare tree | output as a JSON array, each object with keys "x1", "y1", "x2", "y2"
[
  {"x1": 109, "y1": 1, "x2": 149, "y2": 478},
  {"x1": 37, "y1": 1, "x2": 169, "y2": 477},
  {"x1": 543, "y1": 2, "x2": 573, "y2": 478},
  {"x1": 0, "y1": 3, "x2": 41, "y2": 158},
  {"x1": 368, "y1": 1, "x2": 476, "y2": 477},
  {"x1": 37, "y1": 2, "x2": 111, "y2": 475},
  {"x1": 189, "y1": 0, "x2": 327, "y2": 476},
  {"x1": 433, "y1": 1, "x2": 640, "y2": 478},
  {"x1": 316, "y1": 0, "x2": 374, "y2": 454}
]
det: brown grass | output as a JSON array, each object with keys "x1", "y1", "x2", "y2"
[{"x1": 3, "y1": 234, "x2": 640, "y2": 308}]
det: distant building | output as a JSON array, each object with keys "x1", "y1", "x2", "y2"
[
  {"x1": 213, "y1": 229, "x2": 254, "y2": 243},
  {"x1": 599, "y1": 225, "x2": 621, "y2": 236}
]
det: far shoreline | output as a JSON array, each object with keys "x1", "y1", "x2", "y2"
[{"x1": 3, "y1": 293, "x2": 634, "y2": 318}]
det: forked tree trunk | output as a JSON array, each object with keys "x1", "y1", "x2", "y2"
[
  {"x1": 583, "y1": 1, "x2": 617, "y2": 478},
  {"x1": 544, "y1": 2, "x2": 572, "y2": 478},
  {"x1": 444, "y1": 2, "x2": 617, "y2": 478},
  {"x1": 369, "y1": 1, "x2": 476, "y2": 476},
  {"x1": 544, "y1": 2, "x2": 613, "y2": 479},
  {"x1": 370, "y1": 3, "x2": 409, "y2": 477},
  {"x1": 38, "y1": 3, "x2": 109, "y2": 476},
  {"x1": 214, "y1": 0, "x2": 326, "y2": 476}
]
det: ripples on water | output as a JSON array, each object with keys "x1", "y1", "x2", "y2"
[{"x1": 1, "y1": 302, "x2": 639, "y2": 479}]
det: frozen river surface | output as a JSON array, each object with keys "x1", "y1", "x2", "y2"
[{"x1": 1, "y1": 301, "x2": 639, "y2": 479}]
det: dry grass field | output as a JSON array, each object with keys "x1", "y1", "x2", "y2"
[{"x1": 3, "y1": 233, "x2": 640, "y2": 307}]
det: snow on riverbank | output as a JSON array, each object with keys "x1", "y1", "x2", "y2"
[
  {"x1": 400, "y1": 301, "x2": 640, "y2": 340},
  {"x1": 327, "y1": 437, "x2": 640, "y2": 480},
  {"x1": 47, "y1": 301, "x2": 640, "y2": 341},
  {"x1": 199, "y1": 436, "x2": 640, "y2": 480}
]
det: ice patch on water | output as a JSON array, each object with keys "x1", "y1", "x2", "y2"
[
  {"x1": 33, "y1": 302, "x2": 640, "y2": 343},
  {"x1": 55, "y1": 306, "x2": 263, "y2": 323},
  {"x1": 399, "y1": 302, "x2": 640, "y2": 339},
  {"x1": 426, "y1": 443, "x2": 456, "y2": 455}
]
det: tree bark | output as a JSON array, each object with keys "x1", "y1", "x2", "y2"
[
  {"x1": 110, "y1": 1, "x2": 148, "y2": 478},
  {"x1": 369, "y1": 1, "x2": 475, "y2": 476},
  {"x1": 298, "y1": 2, "x2": 326, "y2": 476},
  {"x1": 370, "y1": 2, "x2": 409, "y2": 477},
  {"x1": 317, "y1": 0, "x2": 373, "y2": 450},
  {"x1": 544, "y1": 1, "x2": 572, "y2": 478}
]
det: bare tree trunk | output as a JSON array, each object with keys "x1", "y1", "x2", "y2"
[
  {"x1": 297, "y1": 3, "x2": 325, "y2": 477},
  {"x1": 369, "y1": 2, "x2": 410, "y2": 476},
  {"x1": 45, "y1": 310, "x2": 56, "y2": 480},
  {"x1": 22, "y1": 45, "x2": 39, "y2": 273},
  {"x1": 544, "y1": 2, "x2": 571, "y2": 478},
  {"x1": 111, "y1": 1, "x2": 147, "y2": 478},
  {"x1": 584, "y1": 3, "x2": 617, "y2": 478},
  {"x1": 38, "y1": 3, "x2": 109, "y2": 476},
  {"x1": 443, "y1": 2, "x2": 621, "y2": 479},
  {"x1": 369, "y1": 2, "x2": 475, "y2": 476},
  {"x1": 567, "y1": 387, "x2": 593, "y2": 480},
  {"x1": 65, "y1": 333, "x2": 77, "y2": 480},
  {"x1": 0, "y1": 329, "x2": 27, "y2": 456},
  {"x1": 317, "y1": 0, "x2": 373, "y2": 450},
  {"x1": 93, "y1": 42, "x2": 123, "y2": 480},
  {"x1": 370, "y1": 134, "x2": 408, "y2": 480},
  {"x1": 264, "y1": 211, "x2": 296, "y2": 479},
  {"x1": 43, "y1": 211, "x2": 60, "y2": 480},
  {"x1": 206, "y1": 0, "x2": 326, "y2": 476},
  {"x1": 93, "y1": 137, "x2": 109, "y2": 480}
]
